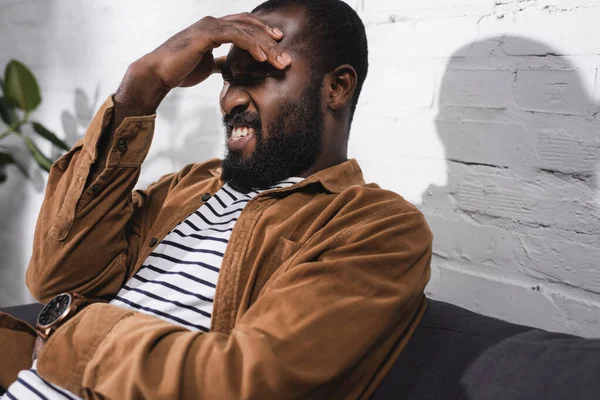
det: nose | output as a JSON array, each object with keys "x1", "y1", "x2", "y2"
[{"x1": 220, "y1": 82, "x2": 251, "y2": 115}]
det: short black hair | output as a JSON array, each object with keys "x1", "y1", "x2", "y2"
[{"x1": 252, "y1": 0, "x2": 369, "y2": 120}]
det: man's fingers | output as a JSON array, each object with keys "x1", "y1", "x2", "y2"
[
  {"x1": 217, "y1": 14, "x2": 290, "y2": 69},
  {"x1": 212, "y1": 56, "x2": 226, "y2": 74},
  {"x1": 210, "y1": 23, "x2": 291, "y2": 70},
  {"x1": 221, "y1": 12, "x2": 283, "y2": 41}
]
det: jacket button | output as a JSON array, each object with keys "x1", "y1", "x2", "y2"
[
  {"x1": 202, "y1": 193, "x2": 211, "y2": 202},
  {"x1": 149, "y1": 237, "x2": 158, "y2": 247},
  {"x1": 90, "y1": 185, "x2": 101, "y2": 195},
  {"x1": 117, "y1": 139, "x2": 127, "y2": 152}
]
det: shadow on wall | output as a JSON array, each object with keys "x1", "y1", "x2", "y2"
[
  {"x1": 0, "y1": 169, "x2": 29, "y2": 306},
  {"x1": 422, "y1": 36, "x2": 600, "y2": 332},
  {"x1": 57, "y1": 86, "x2": 224, "y2": 180},
  {"x1": 139, "y1": 89, "x2": 223, "y2": 188},
  {"x1": 53, "y1": 86, "x2": 100, "y2": 160},
  {"x1": 0, "y1": 126, "x2": 45, "y2": 305}
]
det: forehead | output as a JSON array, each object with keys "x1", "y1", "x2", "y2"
[
  {"x1": 224, "y1": 6, "x2": 310, "y2": 69},
  {"x1": 255, "y1": 6, "x2": 307, "y2": 47}
]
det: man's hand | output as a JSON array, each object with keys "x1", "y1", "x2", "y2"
[
  {"x1": 115, "y1": 13, "x2": 291, "y2": 115},
  {"x1": 32, "y1": 336, "x2": 45, "y2": 363}
]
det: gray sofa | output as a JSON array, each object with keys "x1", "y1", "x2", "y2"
[{"x1": 2, "y1": 300, "x2": 600, "y2": 399}]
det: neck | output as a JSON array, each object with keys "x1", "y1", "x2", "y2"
[
  {"x1": 299, "y1": 130, "x2": 349, "y2": 178},
  {"x1": 298, "y1": 152, "x2": 348, "y2": 178},
  {"x1": 299, "y1": 114, "x2": 351, "y2": 178}
]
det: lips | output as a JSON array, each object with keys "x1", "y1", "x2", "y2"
[{"x1": 227, "y1": 125, "x2": 256, "y2": 152}]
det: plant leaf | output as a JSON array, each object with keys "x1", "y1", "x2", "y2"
[
  {"x1": 0, "y1": 96, "x2": 19, "y2": 126},
  {"x1": 0, "y1": 150, "x2": 29, "y2": 178},
  {"x1": 0, "y1": 151, "x2": 13, "y2": 165},
  {"x1": 32, "y1": 122, "x2": 70, "y2": 151},
  {"x1": 24, "y1": 137, "x2": 52, "y2": 172},
  {"x1": 4, "y1": 60, "x2": 42, "y2": 111}
]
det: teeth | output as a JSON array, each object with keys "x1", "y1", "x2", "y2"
[{"x1": 231, "y1": 126, "x2": 254, "y2": 141}]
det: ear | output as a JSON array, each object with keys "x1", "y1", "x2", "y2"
[{"x1": 324, "y1": 64, "x2": 358, "y2": 112}]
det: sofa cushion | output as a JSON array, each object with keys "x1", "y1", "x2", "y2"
[
  {"x1": 371, "y1": 299, "x2": 600, "y2": 399},
  {"x1": 0, "y1": 303, "x2": 43, "y2": 327},
  {"x1": 461, "y1": 329, "x2": 600, "y2": 399}
]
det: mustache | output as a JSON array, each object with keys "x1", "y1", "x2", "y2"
[{"x1": 223, "y1": 110, "x2": 261, "y2": 131}]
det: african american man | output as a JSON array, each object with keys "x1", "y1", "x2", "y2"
[{"x1": 0, "y1": 1, "x2": 432, "y2": 399}]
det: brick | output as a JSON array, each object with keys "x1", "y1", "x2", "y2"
[
  {"x1": 453, "y1": 168, "x2": 600, "y2": 234},
  {"x1": 354, "y1": 157, "x2": 447, "y2": 205},
  {"x1": 426, "y1": 262, "x2": 574, "y2": 334},
  {"x1": 366, "y1": 0, "x2": 493, "y2": 12},
  {"x1": 360, "y1": 64, "x2": 436, "y2": 108},
  {"x1": 433, "y1": 120, "x2": 533, "y2": 168},
  {"x1": 428, "y1": 262, "x2": 600, "y2": 337},
  {"x1": 424, "y1": 215, "x2": 525, "y2": 274},
  {"x1": 368, "y1": 16, "x2": 478, "y2": 59},
  {"x1": 497, "y1": 7, "x2": 600, "y2": 56},
  {"x1": 439, "y1": 69, "x2": 515, "y2": 108},
  {"x1": 519, "y1": 233, "x2": 600, "y2": 294},
  {"x1": 535, "y1": 129, "x2": 600, "y2": 174},
  {"x1": 420, "y1": 160, "x2": 600, "y2": 241},
  {"x1": 514, "y1": 69, "x2": 597, "y2": 115},
  {"x1": 550, "y1": 292, "x2": 600, "y2": 337},
  {"x1": 433, "y1": 120, "x2": 600, "y2": 175},
  {"x1": 350, "y1": 108, "x2": 441, "y2": 161}
]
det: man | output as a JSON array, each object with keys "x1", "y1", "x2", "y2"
[{"x1": 0, "y1": 0, "x2": 432, "y2": 398}]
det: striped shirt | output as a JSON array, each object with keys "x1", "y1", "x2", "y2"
[{"x1": 3, "y1": 178, "x2": 302, "y2": 400}]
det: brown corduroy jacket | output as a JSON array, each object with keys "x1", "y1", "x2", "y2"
[{"x1": 0, "y1": 96, "x2": 432, "y2": 399}]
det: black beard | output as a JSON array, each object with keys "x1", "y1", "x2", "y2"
[{"x1": 221, "y1": 79, "x2": 324, "y2": 192}]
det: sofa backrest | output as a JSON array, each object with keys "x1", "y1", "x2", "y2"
[{"x1": 371, "y1": 299, "x2": 600, "y2": 399}]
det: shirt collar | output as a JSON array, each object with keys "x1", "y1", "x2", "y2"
[{"x1": 209, "y1": 159, "x2": 365, "y2": 194}]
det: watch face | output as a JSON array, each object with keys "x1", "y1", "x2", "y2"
[{"x1": 37, "y1": 293, "x2": 72, "y2": 327}]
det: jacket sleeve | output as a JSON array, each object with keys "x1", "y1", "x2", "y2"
[
  {"x1": 0, "y1": 312, "x2": 37, "y2": 390},
  {"x1": 36, "y1": 207, "x2": 433, "y2": 400},
  {"x1": 26, "y1": 96, "x2": 162, "y2": 303}
]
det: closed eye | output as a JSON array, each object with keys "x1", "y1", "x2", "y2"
[{"x1": 222, "y1": 74, "x2": 273, "y2": 85}]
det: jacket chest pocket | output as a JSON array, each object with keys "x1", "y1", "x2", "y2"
[{"x1": 250, "y1": 237, "x2": 302, "y2": 304}]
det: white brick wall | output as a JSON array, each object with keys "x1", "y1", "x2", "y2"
[{"x1": 1, "y1": 0, "x2": 599, "y2": 337}]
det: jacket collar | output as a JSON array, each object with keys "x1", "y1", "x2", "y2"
[
  {"x1": 302, "y1": 159, "x2": 366, "y2": 193},
  {"x1": 208, "y1": 159, "x2": 365, "y2": 194}
]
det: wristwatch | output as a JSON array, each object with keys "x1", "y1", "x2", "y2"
[{"x1": 36, "y1": 292, "x2": 90, "y2": 340}]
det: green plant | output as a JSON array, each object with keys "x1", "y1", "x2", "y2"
[{"x1": 0, "y1": 60, "x2": 70, "y2": 183}]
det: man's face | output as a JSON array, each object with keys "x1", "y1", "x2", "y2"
[{"x1": 219, "y1": 8, "x2": 324, "y2": 191}]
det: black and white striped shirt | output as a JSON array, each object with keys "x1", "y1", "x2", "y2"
[{"x1": 3, "y1": 178, "x2": 302, "y2": 400}]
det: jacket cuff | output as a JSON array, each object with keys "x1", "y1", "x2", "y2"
[
  {"x1": 0, "y1": 313, "x2": 37, "y2": 390},
  {"x1": 105, "y1": 113, "x2": 156, "y2": 168},
  {"x1": 78, "y1": 95, "x2": 156, "y2": 168},
  {"x1": 36, "y1": 303, "x2": 133, "y2": 396}
]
